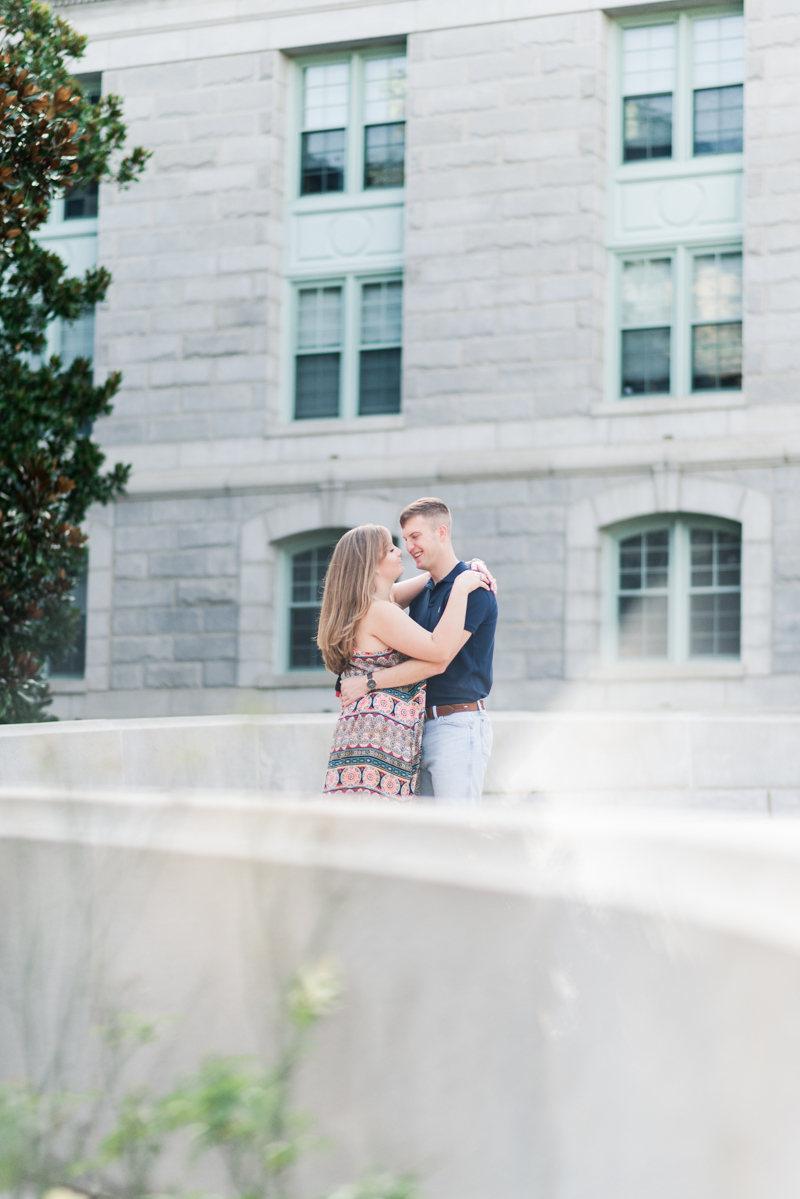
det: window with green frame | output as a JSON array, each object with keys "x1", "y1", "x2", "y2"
[
  {"x1": 608, "y1": 516, "x2": 741, "y2": 661},
  {"x1": 49, "y1": 566, "x2": 88, "y2": 678},
  {"x1": 297, "y1": 50, "x2": 406, "y2": 198},
  {"x1": 292, "y1": 275, "x2": 402, "y2": 420},
  {"x1": 286, "y1": 535, "x2": 346, "y2": 670},
  {"x1": 619, "y1": 12, "x2": 743, "y2": 165},
  {"x1": 617, "y1": 245, "x2": 741, "y2": 398}
]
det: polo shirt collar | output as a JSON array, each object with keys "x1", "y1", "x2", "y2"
[{"x1": 428, "y1": 561, "x2": 467, "y2": 590}]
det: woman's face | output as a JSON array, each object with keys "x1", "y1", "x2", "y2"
[{"x1": 377, "y1": 538, "x2": 404, "y2": 584}]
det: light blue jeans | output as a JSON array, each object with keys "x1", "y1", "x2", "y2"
[{"x1": 419, "y1": 709, "x2": 493, "y2": 805}]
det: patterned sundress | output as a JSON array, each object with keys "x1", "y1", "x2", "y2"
[{"x1": 324, "y1": 650, "x2": 426, "y2": 800}]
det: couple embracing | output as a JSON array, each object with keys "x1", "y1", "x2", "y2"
[{"x1": 318, "y1": 497, "x2": 497, "y2": 804}]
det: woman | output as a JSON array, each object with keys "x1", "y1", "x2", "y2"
[{"x1": 317, "y1": 524, "x2": 488, "y2": 800}]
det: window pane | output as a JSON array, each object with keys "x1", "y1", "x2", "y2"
[
  {"x1": 361, "y1": 280, "x2": 402, "y2": 345},
  {"x1": 359, "y1": 347, "x2": 401, "y2": 415},
  {"x1": 623, "y1": 24, "x2": 675, "y2": 96},
  {"x1": 65, "y1": 180, "x2": 98, "y2": 220},
  {"x1": 364, "y1": 122, "x2": 405, "y2": 189},
  {"x1": 297, "y1": 286, "x2": 342, "y2": 350},
  {"x1": 617, "y1": 529, "x2": 669, "y2": 659},
  {"x1": 693, "y1": 15, "x2": 744, "y2": 89},
  {"x1": 61, "y1": 308, "x2": 95, "y2": 366},
  {"x1": 621, "y1": 328, "x2": 671, "y2": 396},
  {"x1": 618, "y1": 596, "x2": 669, "y2": 658},
  {"x1": 694, "y1": 85, "x2": 743, "y2": 155},
  {"x1": 290, "y1": 608, "x2": 322, "y2": 668},
  {"x1": 622, "y1": 258, "x2": 672, "y2": 327},
  {"x1": 690, "y1": 528, "x2": 714, "y2": 587},
  {"x1": 692, "y1": 252, "x2": 742, "y2": 322},
  {"x1": 304, "y1": 63, "x2": 349, "y2": 129},
  {"x1": 690, "y1": 592, "x2": 740, "y2": 656},
  {"x1": 292, "y1": 549, "x2": 314, "y2": 604},
  {"x1": 295, "y1": 353, "x2": 340, "y2": 419},
  {"x1": 301, "y1": 129, "x2": 345, "y2": 195},
  {"x1": 289, "y1": 542, "x2": 338, "y2": 669},
  {"x1": 623, "y1": 94, "x2": 672, "y2": 161},
  {"x1": 717, "y1": 531, "x2": 742, "y2": 587},
  {"x1": 619, "y1": 531, "x2": 669, "y2": 591},
  {"x1": 363, "y1": 56, "x2": 407, "y2": 124},
  {"x1": 691, "y1": 528, "x2": 741, "y2": 588},
  {"x1": 689, "y1": 525, "x2": 741, "y2": 657},
  {"x1": 619, "y1": 535, "x2": 643, "y2": 591},
  {"x1": 692, "y1": 323, "x2": 742, "y2": 391}
]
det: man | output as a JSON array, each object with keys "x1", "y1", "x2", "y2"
[{"x1": 340, "y1": 497, "x2": 498, "y2": 804}]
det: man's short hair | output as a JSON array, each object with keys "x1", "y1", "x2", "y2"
[{"x1": 399, "y1": 497, "x2": 452, "y2": 530}]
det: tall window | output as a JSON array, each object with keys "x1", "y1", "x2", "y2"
[
  {"x1": 294, "y1": 285, "x2": 342, "y2": 419},
  {"x1": 298, "y1": 52, "x2": 406, "y2": 197},
  {"x1": 61, "y1": 308, "x2": 96, "y2": 368},
  {"x1": 300, "y1": 64, "x2": 348, "y2": 196},
  {"x1": 363, "y1": 57, "x2": 406, "y2": 189},
  {"x1": 612, "y1": 11, "x2": 743, "y2": 403},
  {"x1": 64, "y1": 74, "x2": 101, "y2": 218},
  {"x1": 620, "y1": 14, "x2": 743, "y2": 165},
  {"x1": 287, "y1": 538, "x2": 340, "y2": 670},
  {"x1": 693, "y1": 16, "x2": 744, "y2": 156},
  {"x1": 34, "y1": 73, "x2": 101, "y2": 370},
  {"x1": 293, "y1": 276, "x2": 402, "y2": 420},
  {"x1": 620, "y1": 257, "x2": 673, "y2": 395},
  {"x1": 359, "y1": 279, "x2": 402, "y2": 414},
  {"x1": 691, "y1": 250, "x2": 742, "y2": 391},
  {"x1": 609, "y1": 518, "x2": 741, "y2": 662},
  {"x1": 617, "y1": 246, "x2": 742, "y2": 397},
  {"x1": 49, "y1": 567, "x2": 88, "y2": 679},
  {"x1": 622, "y1": 24, "x2": 674, "y2": 162}
]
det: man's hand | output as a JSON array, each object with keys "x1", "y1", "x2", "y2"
[
  {"x1": 340, "y1": 673, "x2": 369, "y2": 709},
  {"x1": 467, "y1": 559, "x2": 498, "y2": 594}
]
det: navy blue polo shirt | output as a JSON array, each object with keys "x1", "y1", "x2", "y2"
[{"x1": 408, "y1": 561, "x2": 497, "y2": 706}]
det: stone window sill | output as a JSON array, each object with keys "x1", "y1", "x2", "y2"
[
  {"x1": 267, "y1": 414, "x2": 405, "y2": 438},
  {"x1": 272, "y1": 671, "x2": 337, "y2": 688},
  {"x1": 592, "y1": 392, "x2": 745, "y2": 417},
  {"x1": 49, "y1": 677, "x2": 87, "y2": 694},
  {"x1": 593, "y1": 659, "x2": 745, "y2": 680}
]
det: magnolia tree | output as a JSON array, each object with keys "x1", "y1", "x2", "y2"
[{"x1": 0, "y1": 0, "x2": 147, "y2": 722}]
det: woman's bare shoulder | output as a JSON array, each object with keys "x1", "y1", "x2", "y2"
[{"x1": 368, "y1": 597, "x2": 406, "y2": 622}]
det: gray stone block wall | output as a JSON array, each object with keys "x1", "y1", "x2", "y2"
[
  {"x1": 745, "y1": 0, "x2": 800, "y2": 404},
  {"x1": 109, "y1": 498, "x2": 242, "y2": 693},
  {"x1": 404, "y1": 12, "x2": 607, "y2": 427},
  {"x1": 95, "y1": 48, "x2": 286, "y2": 448}
]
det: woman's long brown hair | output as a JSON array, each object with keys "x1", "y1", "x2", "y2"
[{"x1": 316, "y1": 524, "x2": 393, "y2": 674}]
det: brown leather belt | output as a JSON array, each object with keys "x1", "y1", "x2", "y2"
[{"x1": 425, "y1": 700, "x2": 485, "y2": 719}]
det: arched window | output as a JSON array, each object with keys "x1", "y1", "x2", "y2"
[
  {"x1": 606, "y1": 516, "x2": 741, "y2": 661},
  {"x1": 286, "y1": 533, "x2": 345, "y2": 670}
]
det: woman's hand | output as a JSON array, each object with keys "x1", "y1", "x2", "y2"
[
  {"x1": 453, "y1": 568, "x2": 490, "y2": 594},
  {"x1": 467, "y1": 558, "x2": 497, "y2": 594}
]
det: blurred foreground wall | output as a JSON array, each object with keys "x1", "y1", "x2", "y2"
[
  {"x1": 3, "y1": 711, "x2": 800, "y2": 810},
  {"x1": 2, "y1": 791, "x2": 800, "y2": 1198}
]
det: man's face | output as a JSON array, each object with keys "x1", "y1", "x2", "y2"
[{"x1": 402, "y1": 515, "x2": 448, "y2": 572}]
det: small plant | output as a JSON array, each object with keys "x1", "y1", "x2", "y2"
[
  {"x1": 0, "y1": 959, "x2": 417, "y2": 1199},
  {"x1": 325, "y1": 1175, "x2": 417, "y2": 1199}
]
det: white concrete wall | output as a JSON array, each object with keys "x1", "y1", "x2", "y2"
[
  {"x1": 4, "y1": 788, "x2": 800, "y2": 1197},
  {"x1": 5, "y1": 711, "x2": 800, "y2": 811}
]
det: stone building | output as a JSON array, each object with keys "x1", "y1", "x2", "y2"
[{"x1": 47, "y1": 0, "x2": 797, "y2": 719}]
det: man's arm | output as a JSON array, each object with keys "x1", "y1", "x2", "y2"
[
  {"x1": 391, "y1": 572, "x2": 430, "y2": 610},
  {"x1": 339, "y1": 631, "x2": 472, "y2": 707}
]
